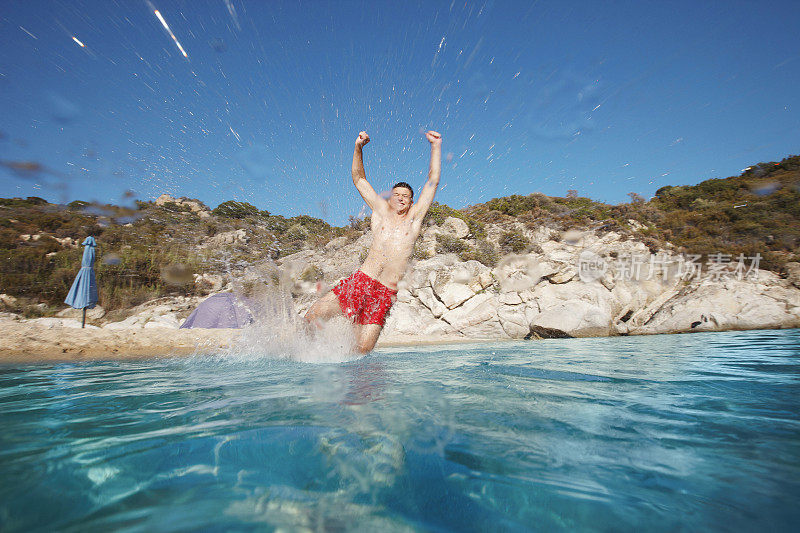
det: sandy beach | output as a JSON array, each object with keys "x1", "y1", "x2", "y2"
[{"x1": 0, "y1": 320, "x2": 240, "y2": 364}]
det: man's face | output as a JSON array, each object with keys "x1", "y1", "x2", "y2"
[{"x1": 389, "y1": 187, "x2": 412, "y2": 212}]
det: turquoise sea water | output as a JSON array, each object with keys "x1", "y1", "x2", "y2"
[{"x1": 1, "y1": 329, "x2": 799, "y2": 532}]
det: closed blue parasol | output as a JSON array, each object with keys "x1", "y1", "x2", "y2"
[{"x1": 64, "y1": 236, "x2": 98, "y2": 327}]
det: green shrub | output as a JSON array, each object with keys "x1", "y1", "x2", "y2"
[
  {"x1": 435, "y1": 234, "x2": 467, "y2": 255},
  {"x1": 499, "y1": 231, "x2": 529, "y2": 254},
  {"x1": 263, "y1": 215, "x2": 289, "y2": 233},
  {"x1": 67, "y1": 200, "x2": 90, "y2": 211},
  {"x1": 0, "y1": 228, "x2": 18, "y2": 249},
  {"x1": 203, "y1": 221, "x2": 218, "y2": 236},
  {"x1": 212, "y1": 201, "x2": 260, "y2": 218},
  {"x1": 160, "y1": 201, "x2": 192, "y2": 214},
  {"x1": 0, "y1": 197, "x2": 48, "y2": 208},
  {"x1": 285, "y1": 224, "x2": 309, "y2": 241},
  {"x1": 413, "y1": 242, "x2": 433, "y2": 260},
  {"x1": 482, "y1": 194, "x2": 544, "y2": 216},
  {"x1": 288, "y1": 215, "x2": 331, "y2": 233},
  {"x1": 459, "y1": 239, "x2": 499, "y2": 267}
]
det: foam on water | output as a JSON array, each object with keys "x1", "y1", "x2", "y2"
[{"x1": 219, "y1": 285, "x2": 362, "y2": 364}]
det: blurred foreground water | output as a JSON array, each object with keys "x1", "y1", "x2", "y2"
[{"x1": 1, "y1": 329, "x2": 799, "y2": 531}]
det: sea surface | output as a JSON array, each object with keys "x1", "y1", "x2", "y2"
[{"x1": 1, "y1": 329, "x2": 799, "y2": 532}]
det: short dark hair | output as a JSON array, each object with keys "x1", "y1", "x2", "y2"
[{"x1": 392, "y1": 182, "x2": 413, "y2": 199}]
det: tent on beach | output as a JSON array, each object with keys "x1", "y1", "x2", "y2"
[{"x1": 180, "y1": 292, "x2": 254, "y2": 329}]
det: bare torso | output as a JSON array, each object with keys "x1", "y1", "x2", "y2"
[{"x1": 359, "y1": 209, "x2": 425, "y2": 290}]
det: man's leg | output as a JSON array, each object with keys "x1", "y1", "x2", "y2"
[
  {"x1": 305, "y1": 290, "x2": 345, "y2": 325},
  {"x1": 355, "y1": 324, "x2": 383, "y2": 354}
]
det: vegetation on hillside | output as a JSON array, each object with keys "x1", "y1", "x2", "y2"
[
  {"x1": 1, "y1": 154, "x2": 797, "y2": 315},
  {"x1": 0, "y1": 198, "x2": 349, "y2": 315},
  {"x1": 466, "y1": 155, "x2": 800, "y2": 270}
]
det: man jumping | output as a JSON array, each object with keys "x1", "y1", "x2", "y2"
[{"x1": 305, "y1": 129, "x2": 442, "y2": 353}]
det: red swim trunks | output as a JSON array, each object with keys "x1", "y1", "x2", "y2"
[{"x1": 332, "y1": 271, "x2": 397, "y2": 326}]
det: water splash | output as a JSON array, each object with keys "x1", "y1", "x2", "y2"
[{"x1": 221, "y1": 279, "x2": 360, "y2": 364}]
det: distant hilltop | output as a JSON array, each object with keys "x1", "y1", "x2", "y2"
[
  {"x1": 0, "y1": 153, "x2": 798, "y2": 321},
  {"x1": 153, "y1": 194, "x2": 211, "y2": 218}
]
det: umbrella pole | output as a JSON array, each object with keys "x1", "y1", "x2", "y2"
[{"x1": 82, "y1": 307, "x2": 86, "y2": 328}]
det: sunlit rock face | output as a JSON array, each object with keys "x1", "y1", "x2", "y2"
[
  {"x1": 441, "y1": 217, "x2": 469, "y2": 239},
  {"x1": 155, "y1": 194, "x2": 212, "y2": 218},
  {"x1": 255, "y1": 221, "x2": 800, "y2": 342},
  {"x1": 786, "y1": 262, "x2": 800, "y2": 289},
  {"x1": 206, "y1": 229, "x2": 248, "y2": 247}
]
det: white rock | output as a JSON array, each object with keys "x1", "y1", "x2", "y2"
[
  {"x1": 0, "y1": 294, "x2": 19, "y2": 307},
  {"x1": 26, "y1": 317, "x2": 100, "y2": 330},
  {"x1": 631, "y1": 279, "x2": 800, "y2": 334},
  {"x1": 441, "y1": 217, "x2": 470, "y2": 238},
  {"x1": 497, "y1": 303, "x2": 526, "y2": 325},
  {"x1": 396, "y1": 288, "x2": 413, "y2": 303},
  {"x1": 437, "y1": 284, "x2": 475, "y2": 309},
  {"x1": 523, "y1": 302, "x2": 541, "y2": 324},
  {"x1": 54, "y1": 236, "x2": 78, "y2": 248},
  {"x1": 144, "y1": 320, "x2": 179, "y2": 329},
  {"x1": 501, "y1": 320, "x2": 529, "y2": 339},
  {"x1": 143, "y1": 312, "x2": 180, "y2": 329},
  {"x1": 325, "y1": 236, "x2": 349, "y2": 250},
  {"x1": 436, "y1": 283, "x2": 475, "y2": 309},
  {"x1": 441, "y1": 293, "x2": 498, "y2": 330},
  {"x1": 531, "y1": 301, "x2": 612, "y2": 337},
  {"x1": 548, "y1": 266, "x2": 577, "y2": 284},
  {"x1": 494, "y1": 255, "x2": 546, "y2": 293},
  {"x1": 104, "y1": 315, "x2": 145, "y2": 329},
  {"x1": 785, "y1": 262, "x2": 800, "y2": 289},
  {"x1": 155, "y1": 193, "x2": 211, "y2": 215},
  {"x1": 384, "y1": 299, "x2": 434, "y2": 335},
  {"x1": 416, "y1": 286, "x2": 448, "y2": 318},
  {"x1": 499, "y1": 292, "x2": 523, "y2": 305},
  {"x1": 497, "y1": 304, "x2": 528, "y2": 339},
  {"x1": 63, "y1": 320, "x2": 101, "y2": 330},
  {"x1": 627, "y1": 219, "x2": 645, "y2": 231},
  {"x1": 540, "y1": 241, "x2": 576, "y2": 263},
  {"x1": 461, "y1": 318, "x2": 508, "y2": 339},
  {"x1": 518, "y1": 288, "x2": 536, "y2": 302},
  {"x1": 193, "y1": 273, "x2": 225, "y2": 292},
  {"x1": 477, "y1": 270, "x2": 494, "y2": 289},
  {"x1": 207, "y1": 229, "x2": 248, "y2": 247},
  {"x1": 431, "y1": 268, "x2": 476, "y2": 309},
  {"x1": 56, "y1": 306, "x2": 106, "y2": 320}
]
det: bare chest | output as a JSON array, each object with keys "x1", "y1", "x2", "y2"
[{"x1": 372, "y1": 217, "x2": 419, "y2": 246}]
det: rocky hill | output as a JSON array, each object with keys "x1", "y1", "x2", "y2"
[{"x1": 1, "y1": 154, "x2": 799, "y2": 341}]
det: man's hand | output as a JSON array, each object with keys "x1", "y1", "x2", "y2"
[
  {"x1": 425, "y1": 130, "x2": 442, "y2": 147},
  {"x1": 356, "y1": 131, "x2": 370, "y2": 148}
]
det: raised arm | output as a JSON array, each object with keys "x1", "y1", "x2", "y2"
[
  {"x1": 410, "y1": 130, "x2": 442, "y2": 218},
  {"x1": 352, "y1": 131, "x2": 387, "y2": 213}
]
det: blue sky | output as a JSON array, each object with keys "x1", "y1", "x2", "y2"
[{"x1": 1, "y1": 0, "x2": 798, "y2": 225}]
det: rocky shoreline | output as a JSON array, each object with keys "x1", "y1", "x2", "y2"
[
  {"x1": 2, "y1": 217, "x2": 799, "y2": 363},
  {"x1": 291, "y1": 217, "x2": 800, "y2": 343}
]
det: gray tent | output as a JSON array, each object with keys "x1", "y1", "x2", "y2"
[{"x1": 180, "y1": 293, "x2": 254, "y2": 329}]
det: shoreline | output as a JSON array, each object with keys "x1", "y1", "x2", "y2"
[
  {"x1": 1, "y1": 318, "x2": 797, "y2": 365},
  {"x1": 0, "y1": 321, "x2": 239, "y2": 364}
]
